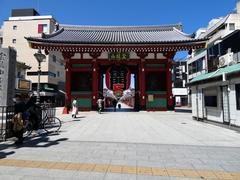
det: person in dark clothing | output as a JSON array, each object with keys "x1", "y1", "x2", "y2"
[
  {"x1": 25, "y1": 93, "x2": 41, "y2": 130},
  {"x1": 118, "y1": 103, "x2": 121, "y2": 109},
  {"x1": 13, "y1": 94, "x2": 26, "y2": 145},
  {"x1": 112, "y1": 99, "x2": 117, "y2": 112}
]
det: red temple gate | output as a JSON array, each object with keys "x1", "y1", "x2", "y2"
[{"x1": 26, "y1": 24, "x2": 206, "y2": 111}]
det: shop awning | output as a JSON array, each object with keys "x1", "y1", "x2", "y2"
[{"x1": 189, "y1": 63, "x2": 240, "y2": 84}]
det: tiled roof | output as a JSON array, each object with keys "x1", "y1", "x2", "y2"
[
  {"x1": 26, "y1": 24, "x2": 204, "y2": 44},
  {"x1": 190, "y1": 63, "x2": 240, "y2": 84}
]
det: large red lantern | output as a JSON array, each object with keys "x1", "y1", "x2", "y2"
[{"x1": 106, "y1": 65, "x2": 130, "y2": 96}]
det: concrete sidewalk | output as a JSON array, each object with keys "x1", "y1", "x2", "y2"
[{"x1": 0, "y1": 111, "x2": 240, "y2": 179}]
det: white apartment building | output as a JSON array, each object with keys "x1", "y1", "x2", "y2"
[
  {"x1": 188, "y1": 2, "x2": 240, "y2": 127},
  {"x1": 188, "y1": 1, "x2": 240, "y2": 81},
  {"x1": 1, "y1": 9, "x2": 65, "y2": 105}
]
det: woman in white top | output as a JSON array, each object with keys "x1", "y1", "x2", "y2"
[{"x1": 71, "y1": 98, "x2": 78, "y2": 118}]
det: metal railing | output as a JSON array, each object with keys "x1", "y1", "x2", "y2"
[
  {"x1": 0, "y1": 106, "x2": 15, "y2": 141},
  {"x1": 0, "y1": 104, "x2": 57, "y2": 141},
  {"x1": 40, "y1": 103, "x2": 56, "y2": 118}
]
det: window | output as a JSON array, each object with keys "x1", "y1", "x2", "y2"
[
  {"x1": 204, "y1": 88, "x2": 218, "y2": 107},
  {"x1": 52, "y1": 55, "x2": 56, "y2": 62},
  {"x1": 205, "y1": 96, "x2": 217, "y2": 107},
  {"x1": 229, "y1": 23, "x2": 235, "y2": 31},
  {"x1": 196, "y1": 58, "x2": 204, "y2": 72},
  {"x1": 236, "y1": 84, "x2": 240, "y2": 110},
  {"x1": 13, "y1": 25, "x2": 17, "y2": 30},
  {"x1": 38, "y1": 24, "x2": 48, "y2": 33},
  {"x1": 17, "y1": 72, "x2": 21, "y2": 78},
  {"x1": 12, "y1": 39, "x2": 16, "y2": 44},
  {"x1": 192, "y1": 61, "x2": 197, "y2": 73},
  {"x1": 188, "y1": 64, "x2": 192, "y2": 75},
  {"x1": 57, "y1": 71, "x2": 60, "y2": 77}
]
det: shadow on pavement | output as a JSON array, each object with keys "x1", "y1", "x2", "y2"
[
  {"x1": 104, "y1": 108, "x2": 137, "y2": 113},
  {"x1": 0, "y1": 143, "x2": 15, "y2": 159},
  {"x1": 21, "y1": 134, "x2": 68, "y2": 148},
  {"x1": 174, "y1": 108, "x2": 192, "y2": 113},
  {"x1": 0, "y1": 133, "x2": 68, "y2": 159},
  {"x1": 73, "y1": 116, "x2": 86, "y2": 119}
]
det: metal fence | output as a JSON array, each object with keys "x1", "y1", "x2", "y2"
[
  {"x1": 41, "y1": 103, "x2": 56, "y2": 118},
  {"x1": 0, "y1": 104, "x2": 57, "y2": 141},
  {"x1": 0, "y1": 106, "x2": 15, "y2": 141}
]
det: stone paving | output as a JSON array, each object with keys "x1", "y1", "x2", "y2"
[{"x1": 0, "y1": 110, "x2": 240, "y2": 179}]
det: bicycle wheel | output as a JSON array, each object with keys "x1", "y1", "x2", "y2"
[
  {"x1": 43, "y1": 117, "x2": 61, "y2": 133},
  {"x1": 23, "y1": 120, "x2": 33, "y2": 137}
]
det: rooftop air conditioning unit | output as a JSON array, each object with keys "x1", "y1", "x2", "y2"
[{"x1": 218, "y1": 52, "x2": 234, "y2": 67}]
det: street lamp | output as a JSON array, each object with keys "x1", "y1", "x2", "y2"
[{"x1": 34, "y1": 49, "x2": 46, "y2": 104}]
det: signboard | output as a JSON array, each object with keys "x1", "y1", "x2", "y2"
[
  {"x1": 172, "y1": 88, "x2": 188, "y2": 96},
  {"x1": 108, "y1": 52, "x2": 129, "y2": 61},
  {"x1": 148, "y1": 95, "x2": 154, "y2": 102},
  {"x1": 18, "y1": 79, "x2": 31, "y2": 90},
  {"x1": 106, "y1": 65, "x2": 130, "y2": 97},
  {"x1": 0, "y1": 48, "x2": 16, "y2": 106}
]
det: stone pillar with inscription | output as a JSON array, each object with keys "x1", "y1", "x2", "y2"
[{"x1": 0, "y1": 47, "x2": 16, "y2": 106}]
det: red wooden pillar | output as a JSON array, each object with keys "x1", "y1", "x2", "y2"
[
  {"x1": 92, "y1": 61, "x2": 98, "y2": 109},
  {"x1": 137, "y1": 53, "x2": 148, "y2": 110},
  {"x1": 62, "y1": 52, "x2": 74, "y2": 114},
  {"x1": 90, "y1": 52, "x2": 101, "y2": 110},
  {"x1": 164, "y1": 52, "x2": 175, "y2": 110},
  {"x1": 166, "y1": 59, "x2": 173, "y2": 109}
]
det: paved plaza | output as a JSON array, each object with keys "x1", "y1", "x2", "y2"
[{"x1": 0, "y1": 110, "x2": 240, "y2": 179}]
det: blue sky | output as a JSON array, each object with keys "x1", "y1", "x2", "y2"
[{"x1": 0, "y1": 0, "x2": 238, "y2": 60}]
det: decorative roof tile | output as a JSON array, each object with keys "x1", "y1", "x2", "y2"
[{"x1": 26, "y1": 24, "x2": 205, "y2": 44}]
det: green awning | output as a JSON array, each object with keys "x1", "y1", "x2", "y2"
[{"x1": 190, "y1": 63, "x2": 240, "y2": 84}]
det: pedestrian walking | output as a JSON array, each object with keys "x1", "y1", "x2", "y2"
[
  {"x1": 97, "y1": 97, "x2": 104, "y2": 114},
  {"x1": 25, "y1": 92, "x2": 41, "y2": 131},
  {"x1": 71, "y1": 98, "x2": 78, "y2": 118},
  {"x1": 118, "y1": 103, "x2": 121, "y2": 109},
  {"x1": 112, "y1": 99, "x2": 117, "y2": 112}
]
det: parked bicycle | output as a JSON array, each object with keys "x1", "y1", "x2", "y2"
[{"x1": 23, "y1": 105, "x2": 61, "y2": 137}]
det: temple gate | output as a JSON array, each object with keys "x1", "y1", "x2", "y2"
[{"x1": 26, "y1": 24, "x2": 206, "y2": 111}]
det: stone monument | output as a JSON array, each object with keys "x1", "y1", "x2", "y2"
[{"x1": 0, "y1": 47, "x2": 16, "y2": 106}]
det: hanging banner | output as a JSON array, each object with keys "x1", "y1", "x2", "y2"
[{"x1": 106, "y1": 65, "x2": 130, "y2": 97}]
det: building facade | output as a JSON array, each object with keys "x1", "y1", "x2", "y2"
[
  {"x1": 1, "y1": 9, "x2": 65, "y2": 105},
  {"x1": 188, "y1": 2, "x2": 240, "y2": 126},
  {"x1": 172, "y1": 60, "x2": 188, "y2": 106}
]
